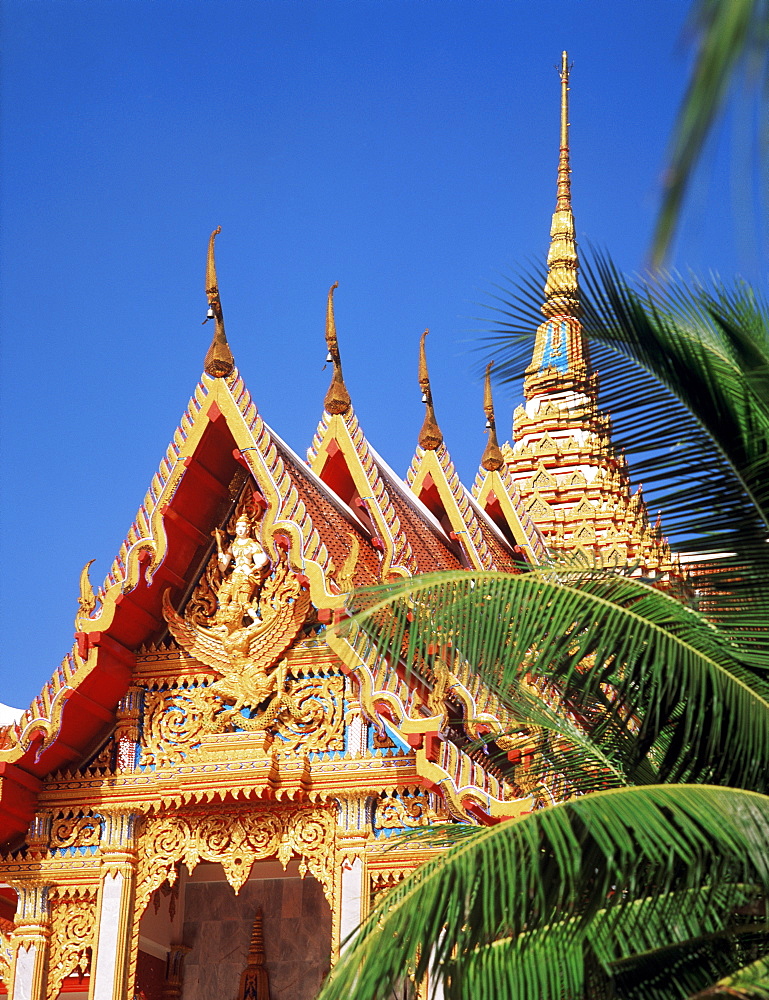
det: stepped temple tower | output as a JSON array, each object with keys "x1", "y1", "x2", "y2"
[
  {"x1": 0, "y1": 55, "x2": 667, "y2": 1000},
  {"x1": 499, "y1": 53, "x2": 672, "y2": 574}
]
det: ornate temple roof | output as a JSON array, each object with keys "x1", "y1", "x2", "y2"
[{"x1": 0, "y1": 236, "x2": 542, "y2": 848}]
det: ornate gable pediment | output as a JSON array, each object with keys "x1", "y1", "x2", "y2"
[{"x1": 0, "y1": 358, "x2": 536, "y2": 849}]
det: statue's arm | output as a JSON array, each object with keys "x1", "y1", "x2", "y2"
[{"x1": 213, "y1": 528, "x2": 231, "y2": 570}]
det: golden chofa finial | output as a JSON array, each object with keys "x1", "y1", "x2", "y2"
[
  {"x1": 481, "y1": 362, "x2": 505, "y2": 471},
  {"x1": 203, "y1": 227, "x2": 235, "y2": 378},
  {"x1": 417, "y1": 329, "x2": 443, "y2": 451},
  {"x1": 323, "y1": 282, "x2": 351, "y2": 415},
  {"x1": 542, "y1": 51, "x2": 580, "y2": 319}
]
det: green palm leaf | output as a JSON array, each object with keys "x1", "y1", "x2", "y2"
[
  {"x1": 319, "y1": 786, "x2": 769, "y2": 1000},
  {"x1": 694, "y1": 955, "x2": 769, "y2": 998},
  {"x1": 339, "y1": 570, "x2": 769, "y2": 791},
  {"x1": 652, "y1": 0, "x2": 769, "y2": 266}
]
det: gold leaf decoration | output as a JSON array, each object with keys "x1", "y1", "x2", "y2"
[
  {"x1": 272, "y1": 675, "x2": 345, "y2": 752},
  {"x1": 46, "y1": 896, "x2": 95, "y2": 999},
  {"x1": 374, "y1": 790, "x2": 446, "y2": 831},
  {"x1": 135, "y1": 807, "x2": 335, "y2": 912},
  {"x1": 141, "y1": 688, "x2": 207, "y2": 767},
  {"x1": 50, "y1": 815, "x2": 101, "y2": 851}
]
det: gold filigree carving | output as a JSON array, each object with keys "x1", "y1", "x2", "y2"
[
  {"x1": 135, "y1": 807, "x2": 335, "y2": 911},
  {"x1": 77, "y1": 559, "x2": 97, "y2": 620},
  {"x1": 50, "y1": 815, "x2": 101, "y2": 851},
  {"x1": 425, "y1": 657, "x2": 450, "y2": 727},
  {"x1": 375, "y1": 790, "x2": 446, "y2": 830},
  {"x1": 152, "y1": 871, "x2": 180, "y2": 921},
  {"x1": 272, "y1": 675, "x2": 345, "y2": 752},
  {"x1": 372, "y1": 728, "x2": 396, "y2": 750},
  {"x1": 46, "y1": 896, "x2": 95, "y2": 999},
  {"x1": 142, "y1": 688, "x2": 207, "y2": 767},
  {"x1": 370, "y1": 869, "x2": 409, "y2": 899},
  {"x1": 333, "y1": 534, "x2": 359, "y2": 594}
]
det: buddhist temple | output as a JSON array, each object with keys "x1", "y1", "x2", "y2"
[{"x1": 0, "y1": 54, "x2": 664, "y2": 1000}]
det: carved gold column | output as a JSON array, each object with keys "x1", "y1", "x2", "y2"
[
  {"x1": 334, "y1": 794, "x2": 373, "y2": 960},
  {"x1": 88, "y1": 811, "x2": 139, "y2": 1000},
  {"x1": 8, "y1": 885, "x2": 51, "y2": 1000}
]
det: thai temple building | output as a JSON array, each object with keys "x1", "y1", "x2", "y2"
[{"x1": 0, "y1": 54, "x2": 671, "y2": 1000}]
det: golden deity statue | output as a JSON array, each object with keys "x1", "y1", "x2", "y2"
[
  {"x1": 162, "y1": 506, "x2": 311, "y2": 731},
  {"x1": 212, "y1": 514, "x2": 271, "y2": 630}
]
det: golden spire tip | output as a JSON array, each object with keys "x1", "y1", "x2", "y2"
[
  {"x1": 323, "y1": 281, "x2": 351, "y2": 415},
  {"x1": 203, "y1": 226, "x2": 235, "y2": 379},
  {"x1": 542, "y1": 52, "x2": 580, "y2": 319},
  {"x1": 417, "y1": 329, "x2": 443, "y2": 451},
  {"x1": 481, "y1": 361, "x2": 504, "y2": 471}
]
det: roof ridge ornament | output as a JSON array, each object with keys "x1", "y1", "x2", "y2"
[
  {"x1": 417, "y1": 329, "x2": 443, "y2": 451},
  {"x1": 203, "y1": 226, "x2": 235, "y2": 378},
  {"x1": 481, "y1": 362, "x2": 505, "y2": 471},
  {"x1": 542, "y1": 51, "x2": 580, "y2": 319},
  {"x1": 323, "y1": 282, "x2": 352, "y2": 415}
]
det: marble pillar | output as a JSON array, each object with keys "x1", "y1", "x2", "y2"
[
  {"x1": 89, "y1": 812, "x2": 139, "y2": 1000},
  {"x1": 334, "y1": 795, "x2": 373, "y2": 958},
  {"x1": 8, "y1": 885, "x2": 51, "y2": 1000}
]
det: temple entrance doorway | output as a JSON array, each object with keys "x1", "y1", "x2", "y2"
[{"x1": 137, "y1": 859, "x2": 332, "y2": 1000}]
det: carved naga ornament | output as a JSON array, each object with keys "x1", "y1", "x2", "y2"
[{"x1": 162, "y1": 505, "x2": 311, "y2": 733}]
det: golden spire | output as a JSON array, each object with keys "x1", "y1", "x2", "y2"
[
  {"x1": 542, "y1": 51, "x2": 580, "y2": 318},
  {"x1": 323, "y1": 282, "x2": 352, "y2": 415},
  {"x1": 417, "y1": 329, "x2": 443, "y2": 451},
  {"x1": 481, "y1": 362, "x2": 505, "y2": 471},
  {"x1": 203, "y1": 227, "x2": 235, "y2": 378}
]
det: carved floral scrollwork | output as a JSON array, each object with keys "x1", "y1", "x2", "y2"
[
  {"x1": 375, "y1": 789, "x2": 447, "y2": 830},
  {"x1": 50, "y1": 815, "x2": 101, "y2": 851},
  {"x1": 141, "y1": 687, "x2": 207, "y2": 767},
  {"x1": 140, "y1": 674, "x2": 344, "y2": 762},
  {"x1": 272, "y1": 675, "x2": 345, "y2": 752},
  {"x1": 135, "y1": 808, "x2": 335, "y2": 912},
  {"x1": 46, "y1": 896, "x2": 96, "y2": 999}
]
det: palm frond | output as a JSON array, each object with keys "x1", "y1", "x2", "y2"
[
  {"x1": 471, "y1": 673, "x2": 632, "y2": 798},
  {"x1": 338, "y1": 570, "x2": 769, "y2": 791},
  {"x1": 693, "y1": 954, "x2": 769, "y2": 998},
  {"x1": 319, "y1": 786, "x2": 769, "y2": 1000},
  {"x1": 653, "y1": 0, "x2": 769, "y2": 265}
]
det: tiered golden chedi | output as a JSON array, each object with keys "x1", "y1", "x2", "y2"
[
  {"x1": 0, "y1": 54, "x2": 668, "y2": 1000},
  {"x1": 502, "y1": 53, "x2": 672, "y2": 574}
]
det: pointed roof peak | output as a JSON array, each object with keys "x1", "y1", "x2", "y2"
[
  {"x1": 323, "y1": 281, "x2": 352, "y2": 415},
  {"x1": 203, "y1": 226, "x2": 235, "y2": 379},
  {"x1": 542, "y1": 52, "x2": 579, "y2": 319},
  {"x1": 481, "y1": 362, "x2": 505, "y2": 471},
  {"x1": 417, "y1": 329, "x2": 443, "y2": 451}
]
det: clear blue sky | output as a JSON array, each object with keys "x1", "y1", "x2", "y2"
[{"x1": 0, "y1": 0, "x2": 763, "y2": 711}]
